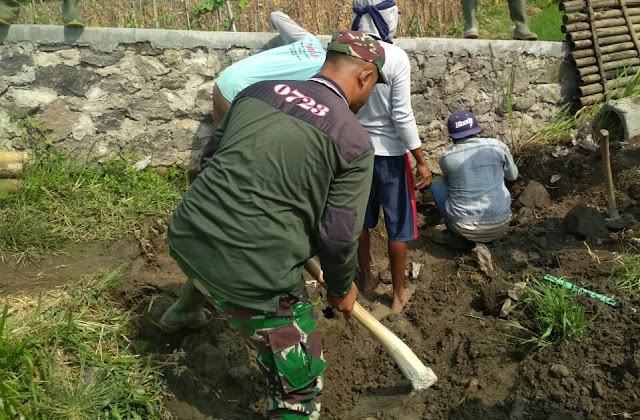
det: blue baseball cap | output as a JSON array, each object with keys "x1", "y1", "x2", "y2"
[{"x1": 447, "y1": 110, "x2": 482, "y2": 140}]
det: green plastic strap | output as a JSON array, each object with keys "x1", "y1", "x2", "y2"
[{"x1": 543, "y1": 275, "x2": 637, "y2": 314}]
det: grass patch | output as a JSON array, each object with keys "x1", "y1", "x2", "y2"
[
  {"x1": 530, "y1": 5, "x2": 563, "y2": 41},
  {"x1": 610, "y1": 252, "x2": 640, "y2": 296},
  {"x1": 476, "y1": 0, "x2": 515, "y2": 40},
  {"x1": 0, "y1": 138, "x2": 189, "y2": 262},
  {"x1": 0, "y1": 268, "x2": 167, "y2": 419},
  {"x1": 502, "y1": 279, "x2": 599, "y2": 353}
]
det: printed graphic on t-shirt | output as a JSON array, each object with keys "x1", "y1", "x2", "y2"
[
  {"x1": 289, "y1": 38, "x2": 323, "y2": 61},
  {"x1": 273, "y1": 83, "x2": 330, "y2": 117}
]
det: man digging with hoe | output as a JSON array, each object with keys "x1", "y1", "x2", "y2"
[{"x1": 159, "y1": 31, "x2": 387, "y2": 419}]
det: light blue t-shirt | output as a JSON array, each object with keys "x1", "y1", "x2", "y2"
[{"x1": 217, "y1": 35, "x2": 326, "y2": 102}]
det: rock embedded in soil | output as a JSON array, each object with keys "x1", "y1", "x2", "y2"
[
  {"x1": 550, "y1": 363, "x2": 571, "y2": 378},
  {"x1": 379, "y1": 270, "x2": 392, "y2": 284},
  {"x1": 592, "y1": 380, "x2": 605, "y2": 397},
  {"x1": 517, "y1": 180, "x2": 551, "y2": 209},
  {"x1": 514, "y1": 206, "x2": 534, "y2": 224},
  {"x1": 565, "y1": 204, "x2": 609, "y2": 239},
  {"x1": 471, "y1": 243, "x2": 493, "y2": 276},
  {"x1": 481, "y1": 278, "x2": 511, "y2": 316}
]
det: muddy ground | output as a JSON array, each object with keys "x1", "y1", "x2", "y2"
[{"x1": 3, "y1": 141, "x2": 640, "y2": 419}]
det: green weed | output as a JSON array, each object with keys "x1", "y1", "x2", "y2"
[
  {"x1": 0, "y1": 269, "x2": 166, "y2": 418},
  {"x1": 0, "y1": 140, "x2": 188, "y2": 262},
  {"x1": 526, "y1": 103, "x2": 577, "y2": 145},
  {"x1": 610, "y1": 252, "x2": 640, "y2": 296},
  {"x1": 502, "y1": 279, "x2": 599, "y2": 353},
  {"x1": 489, "y1": 44, "x2": 524, "y2": 152}
]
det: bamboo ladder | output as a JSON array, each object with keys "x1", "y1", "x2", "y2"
[{"x1": 561, "y1": 0, "x2": 640, "y2": 106}]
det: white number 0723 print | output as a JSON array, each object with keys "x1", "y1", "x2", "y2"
[{"x1": 273, "y1": 84, "x2": 330, "y2": 117}]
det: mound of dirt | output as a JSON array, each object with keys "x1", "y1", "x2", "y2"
[{"x1": 4, "y1": 143, "x2": 640, "y2": 418}]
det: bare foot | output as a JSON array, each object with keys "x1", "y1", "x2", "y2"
[
  {"x1": 360, "y1": 271, "x2": 378, "y2": 295},
  {"x1": 391, "y1": 287, "x2": 415, "y2": 313}
]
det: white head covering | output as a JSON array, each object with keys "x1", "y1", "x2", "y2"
[{"x1": 350, "y1": 0, "x2": 399, "y2": 42}]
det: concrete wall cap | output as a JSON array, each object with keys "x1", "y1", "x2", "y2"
[{"x1": 1, "y1": 25, "x2": 568, "y2": 58}]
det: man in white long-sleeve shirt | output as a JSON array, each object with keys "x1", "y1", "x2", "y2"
[{"x1": 352, "y1": 0, "x2": 432, "y2": 312}]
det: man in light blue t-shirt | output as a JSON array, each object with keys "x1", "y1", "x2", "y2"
[{"x1": 211, "y1": 12, "x2": 325, "y2": 128}]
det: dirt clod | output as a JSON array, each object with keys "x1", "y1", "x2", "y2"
[
  {"x1": 550, "y1": 363, "x2": 571, "y2": 378},
  {"x1": 481, "y1": 278, "x2": 510, "y2": 316},
  {"x1": 592, "y1": 380, "x2": 604, "y2": 398}
]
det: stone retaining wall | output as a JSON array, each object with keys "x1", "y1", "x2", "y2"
[{"x1": 0, "y1": 25, "x2": 575, "y2": 169}]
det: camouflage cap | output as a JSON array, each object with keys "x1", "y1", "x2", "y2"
[{"x1": 327, "y1": 30, "x2": 388, "y2": 84}]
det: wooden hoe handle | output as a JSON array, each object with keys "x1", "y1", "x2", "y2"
[{"x1": 304, "y1": 259, "x2": 437, "y2": 391}]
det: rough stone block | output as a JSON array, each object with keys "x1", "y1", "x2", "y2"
[
  {"x1": 0, "y1": 51, "x2": 33, "y2": 77},
  {"x1": 226, "y1": 48, "x2": 251, "y2": 64},
  {"x1": 94, "y1": 109, "x2": 126, "y2": 133},
  {"x1": 565, "y1": 204, "x2": 609, "y2": 239},
  {"x1": 537, "y1": 83, "x2": 563, "y2": 104},
  {"x1": 33, "y1": 65, "x2": 99, "y2": 97},
  {"x1": 126, "y1": 93, "x2": 173, "y2": 121},
  {"x1": 72, "y1": 114, "x2": 96, "y2": 141},
  {"x1": 101, "y1": 74, "x2": 139, "y2": 95},
  {"x1": 422, "y1": 54, "x2": 447, "y2": 81},
  {"x1": 81, "y1": 49, "x2": 124, "y2": 67},
  {"x1": 513, "y1": 95, "x2": 536, "y2": 111},
  {"x1": 412, "y1": 94, "x2": 443, "y2": 123},
  {"x1": 37, "y1": 99, "x2": 79, "y2": 141},
  {"x1": 517, "y1": 180, "x2": 550, "y2": 209},
  {"x1": 33, "y1": 49, "x2": 80, "y2": 67},
  {"x1": 0, "y1": 87, "x2": 58, "y2": 114},
  {"x1": 443, "y1": 71, "x2": 471, "y2": 95}
]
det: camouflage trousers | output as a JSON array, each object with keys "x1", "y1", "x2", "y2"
[{"x1": 194, "y1": 279, "x2": 326, "y2": 419}]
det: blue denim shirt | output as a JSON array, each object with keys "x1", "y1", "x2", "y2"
[{"x1": 439, "y1": 137, "x2": 518, "y2": 222}]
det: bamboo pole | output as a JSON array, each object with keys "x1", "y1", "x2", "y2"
[
  {"x1": 571, "y1": 42, "x2": 637, "y2": 59},
  {"x1": 582, "y1": 73, "x2": 602, "y2": 83},
  {"x1": 587, "y1": 0, "x2": 609, "y2": 101},
  {"x1": 580, "y1": 92, "x2": 609, "y2": 105},
  {"x1": 574, "y1": 49, "x2": 638, "y2": 67},
  {"x1": 580, "y1": 65, "x2": 639, "y2": 83},
  {"x1": 577, "y1": 61, "x2": 639, "y2": 78},
  {"x1": 566, "y1": 23, "x2": 640, "y2": 41},
  {"x1": 561, "y1": 0, "x2": 640, "y2": 12},
  {"x1": 575, "y1": 56, "x2": 598, "y2": 67},
  {"x1": 571, "y1": 34, "x2": 634, "y2": 49},
  {"x1": 563, "y1": 7, "x2": 640, "y2": 23},
  {"x1": 602, "y1": 56, "x2": 640, "y2": 69},
  {"x1": 622, "y1": 0, "x2": 640, "y2": 55},
  {"x1": 0, "y1": 151, "x2": 28, "y2": 164},
  {"x1": 572, "y1": 39, "x2": 594, "y2": 49},
  {"x1": 579, "y1": 73, "x2": 637, "y2": 94},
  {"x1": 0, "y1": 179, "x2": 21, "y2": 191},
  {"x1": 0, "y1": 162, "x2": 22, "y2": 178},
  {"x1": 578, "y1": 65, "x2": 600, "y2": 76},
  {"x1": 563, "y1": 15, "x2": 640, "y2": 33}
]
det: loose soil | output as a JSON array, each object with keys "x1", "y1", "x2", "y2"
[{"x1": 3, "y1": 143, "x2": 640, "y2": 419}]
